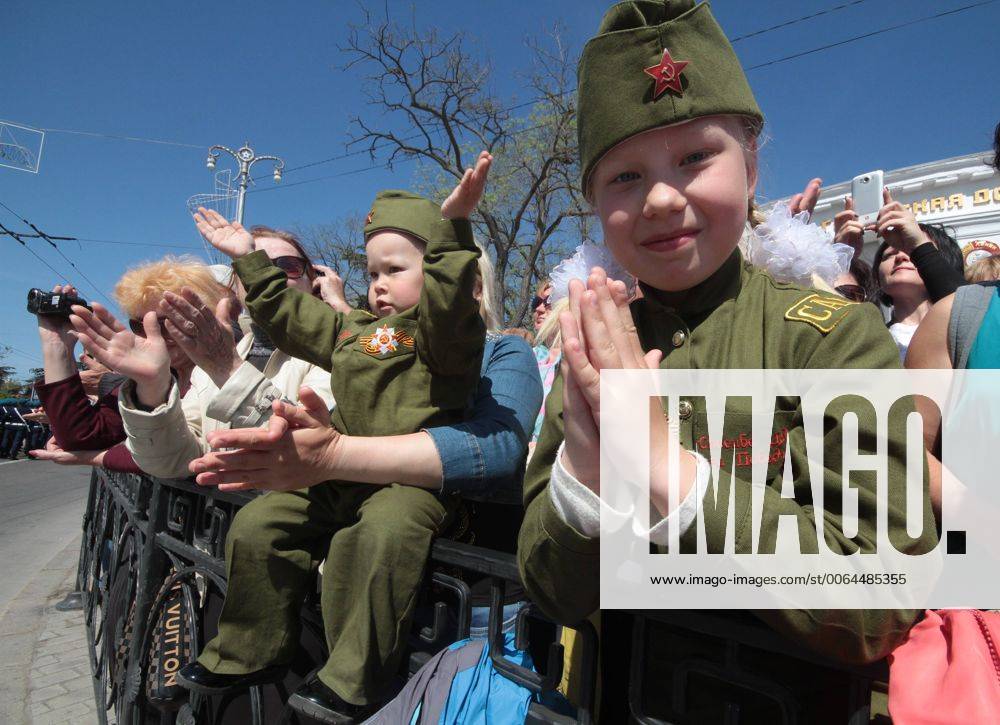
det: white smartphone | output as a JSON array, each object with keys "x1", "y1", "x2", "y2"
[{"x1": 851, "y1": 170, "x2": 884, "y2": 226}]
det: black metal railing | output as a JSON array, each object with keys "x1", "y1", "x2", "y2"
[
  {"x1": 76, "y1": 468, "x2": 887, "y2": 724},
  {"x1": 76, "y1": 470, "x2": 597, "y2": 724}
]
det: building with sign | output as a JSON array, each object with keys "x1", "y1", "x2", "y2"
[{"x1": 800, "y1": 151, "x2": 1000, "y2": 267}]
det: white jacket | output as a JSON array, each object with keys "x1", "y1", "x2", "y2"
[{"x1": 118, "y1": 333, "x2": 335, "y2": 478}]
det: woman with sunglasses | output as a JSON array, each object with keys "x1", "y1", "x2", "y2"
[{"x1": 69, "y1": 228, "x2": 337, "y2": 481}]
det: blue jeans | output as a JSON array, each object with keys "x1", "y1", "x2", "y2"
[{"x1": 468, "y1": 601, "x2": 528, "y2": 641}]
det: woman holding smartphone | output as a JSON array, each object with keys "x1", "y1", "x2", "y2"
[{"x1": 834, "y1": 189, "x2": 964, "y2": 360}]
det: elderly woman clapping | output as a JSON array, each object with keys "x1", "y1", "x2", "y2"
[{"x1": 71, "y1": 252, "x2": 332, "y2": 478}]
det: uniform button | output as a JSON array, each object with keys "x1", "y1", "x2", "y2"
[
  {"x1": 671, "y1": 330, "x2": 687, "y2": 347},
  {"x1": 678, "y1": 400, "x2": 693, "y2": 419}
]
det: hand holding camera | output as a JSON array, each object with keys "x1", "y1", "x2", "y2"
[{"x1": 32, "y1": 284, "x2": 90, "y2": 356}]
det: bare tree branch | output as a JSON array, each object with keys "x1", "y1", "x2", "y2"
[{"x1": 340, "y1": 16, "x2": 594, "y2": 328}]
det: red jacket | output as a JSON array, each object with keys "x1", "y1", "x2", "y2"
[
  {"x1": 36, "y1": 373, "x2": 143, "y2": 473},
  {"x1": 36, "y1": 373, "x2": 125, "y2": 450}
]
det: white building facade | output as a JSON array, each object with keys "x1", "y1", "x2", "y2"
[{"x1": 800, "y1": 151, "x2": 1000, "y2": 265}]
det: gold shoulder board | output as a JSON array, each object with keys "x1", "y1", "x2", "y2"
[{"x1": 784, "y1": 293, "x2": 856, "y2": 334}]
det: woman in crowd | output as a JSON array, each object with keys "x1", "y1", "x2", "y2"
[
  {"x1": 30, "y1": 260, "x2": 225, "y2": 471},
  {"x1": 905, "y1": 121, "x2": 1000, "y2": 451},
  {"x1": 515, "y1": 1, "x2": 935, "y2": 720},
  {"x1": 835, "y1": 191, "x2": 964, "y2": 360},
  {"x1": 872, "y1": 221, "x2": 964, "y2": 361},
  {"x1": 74, "y1": 229, "x2": 335, "y2": 479},
  {"x1": 531, "y1": 278, "x2": 553, "y2": 334}
]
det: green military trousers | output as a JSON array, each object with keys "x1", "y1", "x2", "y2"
[{"x1": 198, "y1": 481, "x2": 455, "y2": 705}]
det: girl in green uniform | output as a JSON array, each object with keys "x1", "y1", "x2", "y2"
[{"x1": 517, "y1": 1, "x2": 936, "y2": 721}]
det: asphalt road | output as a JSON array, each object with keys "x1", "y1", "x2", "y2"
[{"x1": 0, "y1": 459, "x2": 90, "y2": 618}]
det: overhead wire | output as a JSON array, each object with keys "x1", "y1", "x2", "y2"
[
  {"x1": 0, "y1": 200, "x2": 117, "y2": 305},
  {"x1": 72, "y1": 237, "x2": 202, "y2": 251},
  {"x1": 0, "y1": 229, "x2": 203, "y2": 251},
  {"x1": 41, "y1": 127, "x2": 206, "y2": 149},
  {"x1": 0, "y1": 221, "x2": 72, "y2": 284},
  {"x1": 746, "y1": 0, "x2": 999, "y2": 70},
  {"x1": 730, "y1": 0, "x2": 873, "y2": 43},
  {"x1": 247, "y1": 0, "x2": 998, "y2": 194}
]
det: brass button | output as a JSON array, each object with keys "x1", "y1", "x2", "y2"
[
  {"x1": 678, "y1": 400, "x2": 693, "y2": 419},
  {"x1": 671, "y1": 330, "x2": 687, "y2": 348}
]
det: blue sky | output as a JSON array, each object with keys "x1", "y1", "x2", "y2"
[{"x1": 2, "y1": 0, "x2": 998, "y2": 378}]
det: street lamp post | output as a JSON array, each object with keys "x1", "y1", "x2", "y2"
[{"x1": 205, "y1": 142, "x2": 284, "y2": 224}]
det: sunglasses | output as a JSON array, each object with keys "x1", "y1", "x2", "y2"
[
  {"x1": 531, "y1": 295, "x2": 552, "y2": 311},
  {"x1": 129, "y1": 316, "x2": 172, "y2": 338},
  {"x1": 271, "y1": 255, "x2": 309, "y2": 280},
  {"x1": 835, "y1": 284, "x2": 867, "y2": 303}
]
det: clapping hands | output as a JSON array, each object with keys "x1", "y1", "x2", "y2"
[
  {"x1": 69, "y1": 304, "x2": 173, "y2": 407},
  {"x1": 558, "y1": 269, "x2": 663, "y2": 493}
]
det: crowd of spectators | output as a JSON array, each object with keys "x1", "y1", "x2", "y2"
[
  {"x1": 21, "y1": 138, "x2": 1000, "y2": 719},
  {"x1": 18, "y1": 4, "x2": 1000, "y2": 708}
]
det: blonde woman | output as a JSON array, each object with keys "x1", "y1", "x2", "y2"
[{"x1": 71, "y1": 253, "x2": 334, "y2": 478}]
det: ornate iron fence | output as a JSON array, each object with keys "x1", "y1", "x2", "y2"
[
  {"x1": 76, "y1": 469, "x2": 596, "y2": 724},
  {"x1": 76, "y1": 468, "x2": 887, "y2": 724}
]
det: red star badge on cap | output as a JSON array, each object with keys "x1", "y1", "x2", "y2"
[{"x1": 644, "y1": 49, "x2": 689, "y2": 99}]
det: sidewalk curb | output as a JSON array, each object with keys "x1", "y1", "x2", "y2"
[{"x1": 0, "y1": 537, "x2": 82, "y2": 725}]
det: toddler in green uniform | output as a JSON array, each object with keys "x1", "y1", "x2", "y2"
[
  {"x1": 516, "y1": 2, "x2": 936, "y2": 721},
  {"x1": 179, "y1": 153, "x2": 492, "y2": 720}
]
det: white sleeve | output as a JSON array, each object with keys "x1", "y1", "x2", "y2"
[
  {"x1": 118, "y1": 377, "x2": 207, "y2": 478},
  {"x1": 547, "y1": 441, "x2": 711, "y2": 546}
]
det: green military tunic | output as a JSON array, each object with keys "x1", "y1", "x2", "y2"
[
  {"x1": 517, "y1": 251, "x2": 937, "y2": 665},
  {"x1": 232, "y1": 216, "x2": 483, "y2": 436},
  {"x1": 199, "y1": 219, "x2": 485, "y2": 705}
]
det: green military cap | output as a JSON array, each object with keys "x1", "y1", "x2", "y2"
[
  {"x1": 364, "y1": 190, "x2": 456, "y2": 246},
  {"x1": 578, "y1": 0, "x2": 763, "y2": 192}
]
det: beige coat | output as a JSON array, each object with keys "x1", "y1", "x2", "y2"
[{"x1": 118, "y1": 333, "x2": 335, "y2": 478}]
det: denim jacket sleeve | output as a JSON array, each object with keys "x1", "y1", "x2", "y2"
[{"x1": 426, "y1": 334, "x2": 543, "y2": 503}]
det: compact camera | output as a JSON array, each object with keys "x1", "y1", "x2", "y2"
[{"x1": 26, "y1": 288, "x2": 92, "y2": 317}]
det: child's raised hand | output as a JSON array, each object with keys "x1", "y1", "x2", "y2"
[
  {"x1": 193, "y1": 207, "x2": 254, "y2": 259},
  {"x1": 441, "y1": 151, "x2": 493, "y2": 220}
]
